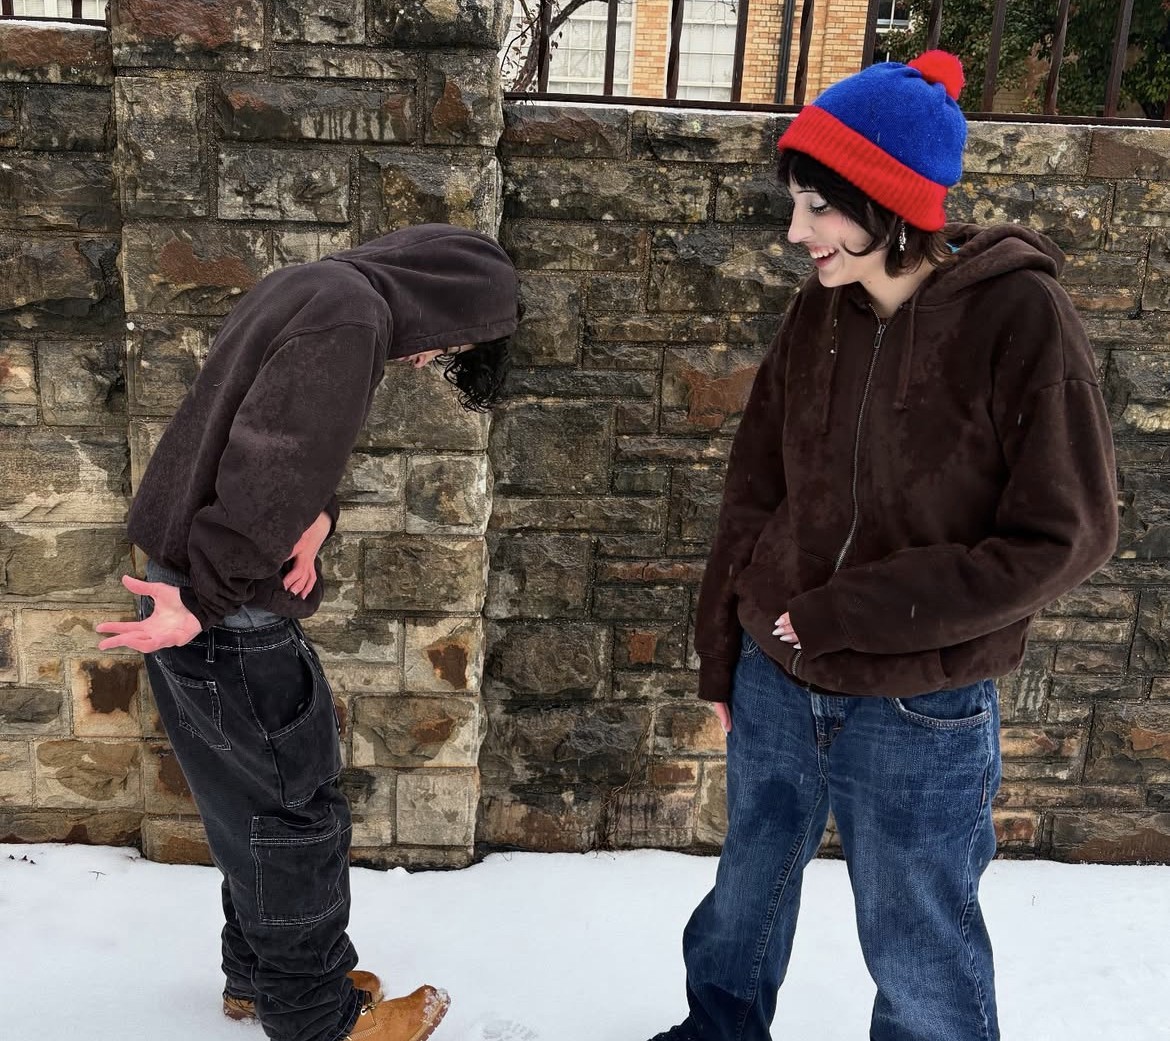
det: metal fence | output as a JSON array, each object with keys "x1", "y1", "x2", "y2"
[
  {"x1": 0, "y1": 1, "x2": 105, "y2": 23},
  {"x1": 505, "y1": 0, "x2": 1160, "y2": 124}
]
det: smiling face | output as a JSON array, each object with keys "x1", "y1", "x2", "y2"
[{"x1": 786, "y1": 181, "x2": 891, "y2": 291}]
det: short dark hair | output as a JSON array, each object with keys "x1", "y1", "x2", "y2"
[
  {"x1": 437, "y1": 300, "x2": 524, "y2": 412},
  {"x1": 777, "y1": 149, "x2": 954, "y2": 278}
]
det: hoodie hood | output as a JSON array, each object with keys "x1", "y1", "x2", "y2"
[{"x1": 328, "y1": 224, "x2": 520, "y2": 359}]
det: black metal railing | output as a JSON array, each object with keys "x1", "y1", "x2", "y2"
[
  {"x1": 0, "y1": 1, "x2": 105, "y2": 24},
  {"x1": 505, "y1": 0, "x2": 1158, "y2": 123}
]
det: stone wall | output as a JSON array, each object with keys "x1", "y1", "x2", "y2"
[
  {"x1": 0, "y1": 0, "x2": 511, "y2": 869},
  {"x1": 1, "y1": 6, "x2": 1169, "y2": 867},
  {"x1": 485, "y1": 106, "x2": 1170, "y2": 864}
]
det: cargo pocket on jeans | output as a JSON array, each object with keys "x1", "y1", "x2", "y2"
[
  {"x1": 266, "y1": 641, "x2": 342, "y2": 809},
  {"x1": 152, "y1": 656, "x2": 230, "y2": 751},
  {"x1": 250, "y1": 810, "x2": 348, "y2": 927}
]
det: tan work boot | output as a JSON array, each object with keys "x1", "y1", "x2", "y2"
[
  {"x1": 222, "y1": 970, "x2": 384, "y2": 1022},
  {"x1": 346, "y1": 985, "x2": 450, "y2": 1041}
]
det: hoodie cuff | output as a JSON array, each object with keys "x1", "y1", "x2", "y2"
[
  {"x1": 178, "y1": 586, "x2": 218, "y2": 632},
  {"x1": 787, "y1": 588, "x2": 851, "y2": 658},
  {"x1": 698, "y1": 655, "x2": 734, "y2": 702}
]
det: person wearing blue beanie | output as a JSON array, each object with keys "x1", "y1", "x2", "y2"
[{"x1": 647, "y1": 52, "x2": 1117, "y2": 1041}]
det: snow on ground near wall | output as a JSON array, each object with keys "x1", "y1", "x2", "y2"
[{"x1": 1, "y1": 845, "x2": 1167, "y2": 1041}]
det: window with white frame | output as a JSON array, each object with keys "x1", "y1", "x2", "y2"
[
  {"x1": 677, "y1": 0, "x2": 738, "y2": 102},
  {"x1": 871, "y1": 0, "x2": 911, "y2": 64},
  {"x1": 503, "y1": 1, "x2": 634, "y2": 95},
  {"x1": 9, "y1": 0, "x2": 105, "y2": 17}
]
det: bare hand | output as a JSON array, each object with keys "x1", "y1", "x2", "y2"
[
  {"x1": 712, "y1": 701, "x2": 731, "y2": 734},
  {"x1": 773, "y1": 611, "x2": 801, "y2": 649},
  {"x1": 283, "y1": 510, "x2": 332, "y2": 598},
  {"x1": 95, "y1": 576, "x2": 202, "y2": 653}
]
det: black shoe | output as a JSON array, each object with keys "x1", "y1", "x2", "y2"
[{"x1": 648, "y1": 1025, "x2": 699, "y2": 1041}]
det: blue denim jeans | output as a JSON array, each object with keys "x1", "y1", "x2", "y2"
[
  {"x1": 682, "y1": 633, "x2": 1002, "y2": 1041},
  {"x1": 140, "y1": 602, "x2": 360, "y2": 1041}
]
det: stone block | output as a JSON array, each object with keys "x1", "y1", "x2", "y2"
[
  {"x1": 301, "y1": 611, "x2": 401, "y2": 694},
  {"x1": 111, "y1": 0, "x2": 265, "y2": 71},
  {"x1": 272, "y1": 229, "x2": 353, "y2": 267},
  {"x1": 404, "y1": 617, "x2": 483, "y2": 693},
  {"x1": 0, "y1": 430, "x2": 128, "y2": 525},
  {"x1": 121, "y1": 224, "x2": 266, "y2": 315},
  {"x1": 593, "y1": 585, "x2": 689, "y2": 622},
  {"x1": 0, "y1": 155, "x2": 117, "y2": 232},
  {"x1": 608, "y1": 788, "x2": 697, "y2": 849},
  {"x1": 480, "y1": 702, "x2": 651, "y2": 785},
  {"x1": 489, "y1": 496, "x2": 664, "y2": 533},
  {"x1": 115, "y1": 76, "x2": 206, "y2": 218},
  {"x1": 34, "y1": 739, "x2": 141, "y2": 809},
  {"x1": 0, "y1": 687, "x2": 64, "y2": 735},
  {"x1": 587, "y1": 274, "x2": 644, "y2": 311},
  {"x1": 632, "y1": 110, "x2": 772, "y2": 163},
  {"x1": 0, "y1": 741, "x2": 33, "y2": 804},
  {"x1": 142, "y1": 741, "x2": 196, "y2": 814},
  {"x1": 653, "y1": 703, "x2": 726, "y2": 756},
  {"x1": 364, "y1": 535, "x2": 486, "y2": 613},
  {"x1": 616, "y1": 435, "x2": 732, "y2": 465},
  {"x1": 949, "y1": 177, "x2": 1108, "y2": 249},
  {"x1": 126, "y1": 320, "x2": 206, "y2": 416},
  {"x1": 218, "y1": 146, "x2": 349, "y2": 223},
  {"x1": 37, "y1": 340, "x2": 125, "y2": 425},
  {"x1": 216, "y1": 79, "x2": 413, "y2": 143},
  {"x1": 396, "y1": 769, "x2": 478, "y2": 846},
  {"x1": 502, "y1": 221, "x2": 646, "y2": 272},
  {"x1": 662, "y1": 345, "x2": 762, "y2": 433},
  {"x1": 0, "y1": 85, "x2": 13, "y2": 146},
  {"x1": 478, "y1": 785, "x2": 601, "y2": 851},
  {"x1": 270, "y1": 50, "x2": 419, "y2": 81},
  {"x1": 0, "y1": 340, "x2": 37, "y2": 426},
  {"x1": 1144, "y1": 231, "x2": 1170, "y2": 311},
  {"x1": 0, "y1": 22, "x2": 112, "y2": 84},
  {"x1": 360, "y1": 363, "x2": 489, "y2": 452},
  {"x1": 715, "y1": 167, "x2": 794, "y2": 224},
  {"x1": 352, "y1": 696, "x2": 479, "y2": 768},
  {"x1": 1089, "y1": 128, "x2": 1170, "y2": 179},
  {"x1": 1050, "y1": 811, "x2": 1170, "y2": 864},
  {"x1": 425, "y1": 51, "x2": 502, "y2": 147},
  {"x1": 501, "y1": 105, "x2": 628, "y2": 158},
  {"x1": 371, "y1": 0, "x2": 511, "y2": 47},
  {"x1": 490, "y1": 402, "x2": 611, "y2": 496},
  {"x1": 505, "y1": 159, "x2": 708, "y2": 223},
  {"x1": 610, "y1": 467, "x2": 669, "y2": 495},
  {"x1": 1052, "y1": 644, "x2": 1129, "y2": 675},
  {"x1": 484, "y1": 621, "x2": 608, "y2": 700},
  {"x1": 994, "y1": 781, "x2": 1143, "y2": 809},
  {"x1": 508, "y1": 368, "x2": 656, "y2": 400},
  {"x1": 695, "y1": 762, "x2": 727, "y2": 846},
  {"x1": 613, "y1": 624, "x2": 688, "y2": 669},
  {"x1": 587, "y1": 312, "x2": 727, "y2": 344},
  {"x1": 127, "y1": 418, "x2": 166, "y2": 493},
  {"x1": 0, "y1": 808, "x2": 140, "y2": 845},
  {"x1": 510, "y1": 274, "x2": 581, "y2": 366},
  {"x1": 405, "y1": 455, "x2": 490, "y2": 534},
  {"x1": 964, "y1": 122, "x2": 1091, "y2": 175},
  {"x1": 358, "y1": 149, "x2": 501, "y2": 236},
  {"x1": 650, "y1": 228, "x2": 809, "y2": 313},
  {"x1": 141, "y1": 816, "x2": 212, "y2": 865},
  {"x1": 1117, "y1": 468, "x2": 1170, "y2": 559},
  {"x1": 0, "y1": 610, "x2": 14, "y2": 682},
  {"x1": 274, "y1": 0, "x2": 365, "y2": 43},
  {"x1": 0, "y1": 237, "x2": 122, "y2": 333},
  {"x1": 997, "y1": 642, "x2": 1053, "y2": 723},
  {"x1": 18, "y1": 609, "x2": 124, "y2": 687},
  {"x1": 612, "y1": 670, "x2": 700, "y2": 700},
  {"x1": 486, "y1": 533, "x2": 591, "y2": 619},
  {"x1": 668, "y1": 466, "x2": 726, "y2": 548},
  {"x1": 335, "y1": 451, "x2": 406, "y2": 534},
  {"x1": 69, "y1": 657, "x2": 141, "y2": 737},
  {"x1": 1086, "y1": 704, "x2": 1170, "y2": 784},
  {"x1": 21, "y1": 85, "x2": 112, "y2": 150},
  {"x1": 0, "y1": 524, "x2": 130, "y2": 596},
  {"x1": 1044, "y1": 586, "x2": 1137, "y2": 619},
  {"x1": 993, "y1": 809, "x2": 1039, "y2": 851},
  {"x1": 339, "y1": 766, "x2": 396, "y2": 845},
  {"x1": 1110, "y1": 182, "x2": 1170, "y2": 229}
]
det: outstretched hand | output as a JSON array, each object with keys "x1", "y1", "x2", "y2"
[
  {"x1": 283, "y1": 510, "x2": 332, "y2": 598},
  {"x1": 95, "y1": 576, "x2": 202, "y2": 653}
]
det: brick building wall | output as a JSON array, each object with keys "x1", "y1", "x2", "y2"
[{"x1": 2, "y1": 3, "x2": 1170, "y2": 868}]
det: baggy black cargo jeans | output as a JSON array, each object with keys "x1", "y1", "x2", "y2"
[{"x1": 141, "y1": 605, "x2": 362, "y2": 1041}]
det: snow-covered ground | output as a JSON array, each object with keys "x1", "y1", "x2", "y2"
[{"x1": 2, "y1": 844, "x2": 1167, "y2": 1040}]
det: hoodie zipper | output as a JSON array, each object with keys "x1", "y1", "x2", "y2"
[{"x1": 791, "y1": 312, "x2": 888, "y2": 680}]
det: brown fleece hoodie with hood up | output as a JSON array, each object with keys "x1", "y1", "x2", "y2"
[
  {"x1": 127, "y1": 224, "x2": 519, "y2": 630},
  {"x1": 694, "y1": 223, "x2": 1117, "y2": 701}
]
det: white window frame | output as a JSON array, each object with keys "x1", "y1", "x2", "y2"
[{"x1": 676, "y1": 0, "x2": 738, "y2": 103}]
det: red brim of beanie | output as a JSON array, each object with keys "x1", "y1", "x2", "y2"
[{"x1": 778, "y1": 106, "x2": 948, "y2": 231}]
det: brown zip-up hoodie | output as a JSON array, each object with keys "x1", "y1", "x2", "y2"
[
  {"x1": 127, "y1": 225, "x2": 519, "y2": 630},
  {"x1": 695, "y1": 224, "x2": 1117, "y2": 701}
]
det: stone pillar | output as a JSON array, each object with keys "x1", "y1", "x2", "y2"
[{"x1": 106, "y1": 0, "x2": 511, "y2": 868}]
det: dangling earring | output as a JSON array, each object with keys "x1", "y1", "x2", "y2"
[{"x1": 898, "y1": 220, "x2": 908, "y2": 254}]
